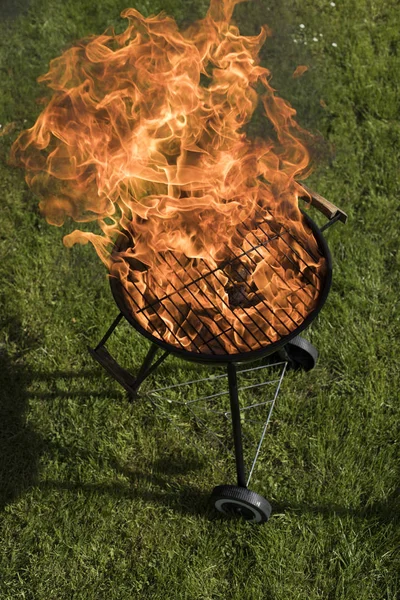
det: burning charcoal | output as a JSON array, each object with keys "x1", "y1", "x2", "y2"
[
  {"x1": 124, "y1": 256, "x2": 148, "y2": 272},
  {"x1": 227, "y1": 283, "x2": 250, "y2": 308},
  {"x1": 225, "y1": 259, "x2": 251, "y2": 283},
  {"x1": 235, "y1": 263, "x2": 250, "y2": 281}
]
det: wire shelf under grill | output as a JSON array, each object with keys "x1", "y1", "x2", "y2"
[{"x1": 144, "y1": 360, "x2": 288, "y2": 486}]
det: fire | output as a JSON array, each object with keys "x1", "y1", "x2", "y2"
[{"x1": 11, "y1": 0, "x2": 326, "y2": 354}]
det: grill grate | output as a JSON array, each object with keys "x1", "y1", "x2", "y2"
[{"x1": 114, "y1": 215, "x2": 326, "y2": 355}]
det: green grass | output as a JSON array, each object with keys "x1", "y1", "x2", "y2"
[{"x1": 1, "y1": 0, "x2": 399, "y2": 598}]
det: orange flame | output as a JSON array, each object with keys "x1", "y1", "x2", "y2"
[
  {"x1": 292, "y1": 65, "x2": 308, "y2": 78},
  {"x1": 11, "y1": 0, "x2": 326, "y2": 354}
]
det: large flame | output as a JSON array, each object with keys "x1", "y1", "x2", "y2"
[{"x1": 11, "y1": 0, "x2": 326, "y2": 354}]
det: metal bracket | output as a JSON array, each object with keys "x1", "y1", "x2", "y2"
[{"x1": 88, "y1": 313, "x2": 170, "y2": 399}]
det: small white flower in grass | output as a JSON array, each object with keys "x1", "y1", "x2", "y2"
[
  {"x1": 299, "y1": 23, "x2": 305, "y2": 29},
  {"x1": 330, "y1": 2, "x2": 336, "y2": 6},
  {"x1": 293, "y1": 39, "x2": 298, "y2": 43},
  {"x1": 332, "y1": 42, "x2": 338, "y2": 47},
  {"x1": 313, "y1": 37, "x2": 318, "y2": 42},
  {"x1": 319, "y1": 33, "x2": 323, "y2": 37}
]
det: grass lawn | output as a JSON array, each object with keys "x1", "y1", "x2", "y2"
[{"x1": 0, "y1": 0, "x2": 399, "y2": 598}]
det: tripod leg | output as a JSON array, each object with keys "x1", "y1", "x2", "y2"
[
  {"x1": 95, "y1": 313, "x2": 123, "y2": 350},
  {"x1": 129, "y1": 345, "x2": 169, "y2": 398},
  {"x1": 227, "y1": 363, "x2": 246, "y2": 488},
  {"x1": 89, "y1": 314, "x2": 169, "y2": 398}
]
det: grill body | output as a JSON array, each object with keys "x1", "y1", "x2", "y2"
[
  {"x1": 89, "y1": 190, "x2": 346, "y2": 523},
  {"x1": 109, "y1": 212, "x2": 332, "y2": 365}
]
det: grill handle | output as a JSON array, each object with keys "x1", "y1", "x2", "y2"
[{"x1": 299, "y1": 183, "x2": 348, "y2": 231}]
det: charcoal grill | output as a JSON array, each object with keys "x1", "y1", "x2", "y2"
[{"x1": 89, "y1": 187, "x2": 347, "y2": 523}]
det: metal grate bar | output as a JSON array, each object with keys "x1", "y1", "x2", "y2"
[
  {"x1": 199, "y1": 243, "x2": 279, "y2": 342},
  {"x1": 135, "y1": 256, "x2": 242, "y2": 352},
  {"x1": 257, "y1": 221, "x2": 320, "y2": 290},
  {"x1": 244, "y1": 220, "x2": 317, "y2": 295},
  {"x1": 155, "y1": 299, "x2": 207, "y2": 354},
  {"x1": 155, "y1": 295, "x2": 208, "y2": 353},
  {"x1": 170, "y1": 251, "x2": 242, "y2": 352},
  {"x1": 170, "y1": 251, "x2": 254, "y2": 352},
  {"x1": 124, "y1": 260, "x2": 234, "y2": 354},
  {"x1": 241, "y1": 220, "x2": 315, "y2": 302},
  {"x1": 200, "y1": 264, "x2": 264, "y2": 350},
  {"x1": 258, "y1": 214, "x2": 321, "y2": 282},
  {"x1": 237, "y1": 360, "x2": 287, "y2": 374},
  {"x1": 237, "y1": 399, "x2": 274, "y2": 412},
  {"x1": 224, "y1": 241, "x2": 306, "y2": 326},
  {"x1": 237, "y1": 245, "x2": 307, "y2": 321},
  {"x1": 199, "y1": 258, "x2": 273, "y2": 345},
  {"x1": 149, "y1": 257, "x2": 221, "y2": 355},
  {"x1": 203, "y1": 257, "x2": 282, "y2": 340},
  {"x1": 219, "y1": 244, "x2": 293, "y2": 335},
  {"x1": 265, "y1": 207, "x2": 321, "y2": 264},
  {"x1": 111, "y1": 277, "x2": 159, "y2": 336},
  {"x1": 126, "y1": 278, "x2": 189, "y2": 351},
  {"x1": 136, "y1": 237, "x2": 278, "y2": 314},
  {"x1": 221, "y1": 243, "x2": 298, "y2": 332},
  {"x1": 157, "y1": 253, "x2": 230, "y2": 353}
]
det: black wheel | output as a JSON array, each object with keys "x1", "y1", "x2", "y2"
[
  {"x1": 211, "y1": 485, "x2": 271, "y2": 523},
  {"x1": 280, "y1": 335, "x2": 318, "y2": 371}
]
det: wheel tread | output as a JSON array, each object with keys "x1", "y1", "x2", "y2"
[{"x1": 211, "y1": 485, "x2": 271, "y2": 523}]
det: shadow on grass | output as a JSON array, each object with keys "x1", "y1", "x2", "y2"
[
  {"x1": 33, "y1": 437, "x2": 400, "y2": 523},
  {"x1": 0, "y1": 350, "x2": 210, "y2": 516},
  {"x1": 272, "y1": 495, "x2": 400, "y2": 525},
  {"x1": 28, "y1": 389, "x2": 123, "y2": 400},
  {"x1": 26, "y1": 367, "x2": 124, "y2": 400},
  {"x1": 38, "y1": 442, "x2": 211, "y2": 517},
  {"x1": 0, "y1": 0, "x2": 31, "y2": 20},
  {"x1": 2, "y1": 350, "x2": 397, "y2": 523},
  {"x1": 0, "y1": 337, "x2": 42, "y2": 510},
  {"x1": 35, "y1": 476, "x2": 400, "y2": 523},
  {"x1": 0, "y1": 335, "x2": 122, "y2": 510},
  {"x1": 39, "y1": 478, "x2": 212, "y2": 517}
]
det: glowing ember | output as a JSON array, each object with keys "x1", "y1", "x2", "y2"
[{"x1": 11, "y1": 0, "x2": 326, "y2": 354}]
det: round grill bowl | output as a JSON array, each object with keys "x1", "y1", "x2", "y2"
[{"x1": 109, "y1": 212, "x2": 332, "y2": 365}]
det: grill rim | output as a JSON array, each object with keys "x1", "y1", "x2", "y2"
[{"x1": 109, "y1": 211, "x2": 333, "y2": 364}]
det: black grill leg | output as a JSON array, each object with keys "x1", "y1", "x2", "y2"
[
  {"x1": 95, "y1": 312, "x2": 124, "y2": 349},
  {"x1": 89, "y1": 314, "x2": 169, "y2": 399},
  {"x1": 227, "y1": 363, "x2": 247, "y2": 488},
  {"x1": 134, "y1": 343, "x2": 159, "y2": 384}
]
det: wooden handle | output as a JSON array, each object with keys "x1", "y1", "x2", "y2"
[{"x1": 299, "y1": 183, "x2": 348, "y2": 224}]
